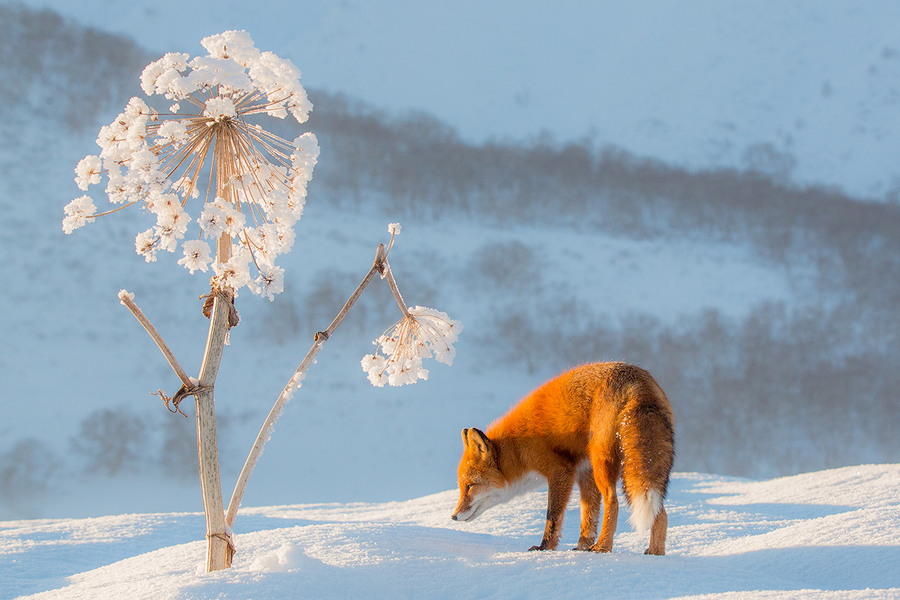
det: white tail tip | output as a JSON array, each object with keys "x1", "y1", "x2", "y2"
[{"x1": 629, "y1": 489, "x2": 663, "y2": 534}]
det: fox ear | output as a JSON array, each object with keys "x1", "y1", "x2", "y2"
[{"x1": 465, "y1": 427, "x2": 493, "y2": 459}]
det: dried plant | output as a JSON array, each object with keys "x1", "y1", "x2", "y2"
[
  {"x1": 64, "y1": 33, "x2": 461, "y2": 574},
  {"x1": 64, "y1": 30, "x2": 319, "y2": 299},
  {"x1": 63, "y1": 30, "x2": 321, "y2": 572},
  {"x1": 362, "y1": 306, "x2": 461, "y2": 387}
]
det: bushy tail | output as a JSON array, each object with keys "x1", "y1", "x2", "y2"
[
  {"x1": 617, "y1": 394, "x2": 675, "y2": 534},
  {"x1": 628, "y1": 488, "x2": 664, "y2": 534}
]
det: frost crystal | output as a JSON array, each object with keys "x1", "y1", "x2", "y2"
[
  {"x1": 362, "y1": 306, "x2": 462, "y2": 387},
  {"x1": 203, "y1": 97, "x2": 238, "y2": 122},
  {"x1": 249, "y1": 263, "x2": 285, "y2": 301},
  {"x1": 74, "y1": 156, "x2": 103, "y2": 190},
  {"x1": 62, "y1": 195, "x2": 97, "y2": 234},
  {"x1": 157, "y1": 120, "x2": 188, "y2": 145},
  {"x1": 117, "y1": 289, "x2": 135, "y2": 304},
  {"x1": 178, "y1": 240, "x2": 212, "y2": 274},
  {"x1": 65, "y1": 30, "x2": 319, "y2": 298},
  {"x1": 282, "y1": 370, "x2": 306, "y2": 402},
  {"x1": 213, "y1": 253, "x2": 252, "y2": 291}
]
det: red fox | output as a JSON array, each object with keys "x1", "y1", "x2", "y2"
[{"x1": 451, "y1": 362, "x2": 674, "y2": 555}]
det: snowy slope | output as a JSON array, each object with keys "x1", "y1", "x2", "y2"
[
  {"x1": 19, "y1": 0, "x2": 900, "y2": 199},
  {"x1": 2, "y1": 464, "x2": 898, "y2": 599}
]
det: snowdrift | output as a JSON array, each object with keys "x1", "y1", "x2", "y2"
[{"x1": 2, "y1": 464, "x2": 897, "y2": 599}]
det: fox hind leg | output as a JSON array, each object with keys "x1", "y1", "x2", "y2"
[
  {"x1": 587, "y1": 404, "x2": 622, "y2": 553},
  {"x1": 645, "y1": 505, "x2": 667, "y2": 555},
  {"x1": 588, "y1": 456, "x2": 620, "y2": 553},
  {"x1": 574, "y1": 466, "x2": 600, "y2": 550}
]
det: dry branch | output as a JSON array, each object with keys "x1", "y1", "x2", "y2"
[
  {"x1": 381, "y1": 257, "x2": 411, "y2": 318},
  {"x1": 225, "y1": 243, "x2": 387, "y2": 526},
  {"x1": 118, "y1": 290, "x2": 193, "y2": 389}
]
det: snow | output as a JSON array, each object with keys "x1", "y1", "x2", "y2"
[{"x1": 2, "y1": 464, "x2": 897, "y2": 599}]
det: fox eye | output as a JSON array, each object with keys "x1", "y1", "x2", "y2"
[{"x1": 465, "y1": 483, "x2": 475, "y2": 492}]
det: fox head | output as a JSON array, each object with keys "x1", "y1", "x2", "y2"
[{"x1": 451, "y1": 427, "x2": 508, "y2": 522}]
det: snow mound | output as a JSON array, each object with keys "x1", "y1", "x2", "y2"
[{"x1": 2, "y1": 464, "x2": 897, "y2": 599}]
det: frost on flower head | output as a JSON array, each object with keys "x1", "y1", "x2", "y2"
[
  {"x1": 74, "y1": 156, "x2": 103, "y2": 190},
  {"x1": 249, "y1": 263, "x2": 285, "y2": 301},
  {"x1": 178, "y1": 240, "x2": 212, "y2": 274},
  {"x1": 62, "y1": 196, "x2": 97, "y2": 234},
  {"x1": 64, "y1": 30, "x2": 319, "y2": 298},
  {"x1": 202, "y1": 96, "x2": 237, "y2": 122},
  {"x1": 362, "y1": 306, "x2": 462, "y2": 387}
]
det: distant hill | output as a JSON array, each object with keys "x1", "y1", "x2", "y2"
[{"x1": 16, "y1": 0, "x2": 900, "y2": 199}]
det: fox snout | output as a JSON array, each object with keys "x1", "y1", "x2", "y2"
[
  {"x1": 451, "y1": 491, "x2": 479, "y2": 522},
  {"x1": 450, "y1": 499, "x2": 474, "y2": 522},
  {"x1": 452, "y1": 488, "x2": 494, "y2": 523},
  {"x1": 451, "y1": 507, "x2": 477, "y2": 522}
]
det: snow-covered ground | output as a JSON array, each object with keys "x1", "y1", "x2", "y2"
[{"x1": 2, "y1": 464, "x2": 897, "y2": 599}]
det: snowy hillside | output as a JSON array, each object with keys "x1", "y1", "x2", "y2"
[
  {"x1": 19, "y1": 0, "x2": 900, "y2": 199},
  {"x1": 1, "y1": 3, "x2": 898, "y2": 525},
  {"x1": 2, "y1": 464, "x2": 898, "y2": 599}
]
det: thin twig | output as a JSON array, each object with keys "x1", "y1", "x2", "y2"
[
  {"x1": 381, "y1": 257, "x2": 411, "y2": 318},
  {"x1": 225, "y1": 243, "x2": 386, "y2": 526},
  {"x1": 384, "y1": 228, "x2": 398, "y2": 257},
  {"x1": 118, "y1": 290, "x2": 193, "y2": 389}
]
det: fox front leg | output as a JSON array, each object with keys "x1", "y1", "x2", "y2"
[{"x1": 529, "y1": 471, "x2": 575, "y2": 551}]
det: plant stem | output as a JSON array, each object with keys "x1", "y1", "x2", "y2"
[
  {"x1": 382, "y1": 257, "x2": 411, "y2": 317},
  {"x1": 118, "y1": 291, "x2": 193, "y2": 388},
  {"x1": 195, "y1": 278, "x2": 234, "y2": 570},
  {"x1": 121, "y1": 280, "x2": 234, "y2": 571},
  {"x1": 195, "y1": 156, "x2": 236, "y2": 570},
  {"x1": 225, "y1": 244, "x2": 386, "y2": 526}
]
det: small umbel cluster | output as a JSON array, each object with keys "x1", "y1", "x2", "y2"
[{"x1": 362, "y1": 305, "x2": 462, "y2": 387}]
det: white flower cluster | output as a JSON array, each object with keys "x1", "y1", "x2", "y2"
[
  {"x1": 63, "y1": 30, "x2": 319, "y2": 300},
  {"x1": 362, "y1": 306, "x2": 462, "y2": 387},
  {"x1": 62, "y1": 195, "x2": 97, "y2": 234},
  {"x1": 139, "y1": 30, "x2": 312, "y2": 122}
]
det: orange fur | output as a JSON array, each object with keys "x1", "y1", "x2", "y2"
[{"x1": 451, "y1": 362, "x2": 674, "y2": 555}]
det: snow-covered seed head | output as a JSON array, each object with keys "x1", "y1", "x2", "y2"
[
  {"x1": 62, "y1": 195, "x2": 97, "y2": 234},
  {"x1": 64, "y1": 30, "x2": 319, "y2": 299},
  {"x1": 362, "y1": 307, "x2": 462, "y2": 387}
]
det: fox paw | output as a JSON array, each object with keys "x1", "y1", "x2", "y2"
[
  {"x1": 573, "y1": 541, "x2": 594, "y2": 551},
  {"x1": 528, "y1": 542, "x2": 556, "y2": 551}
]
